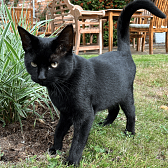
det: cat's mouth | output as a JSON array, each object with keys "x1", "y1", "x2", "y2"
[
  {"x1": 31, "y1": 77, "x2": 48, "y2": 86},
  {"x1": 38, "y1": 80, "x2": 48, "y2": 86}
]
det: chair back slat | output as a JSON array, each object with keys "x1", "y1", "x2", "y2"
[
  {"x1": 10, "y1": 7, "x2": 33, "y2": 29},
  {"x1": 129, "y1": 0, "x2": 168, "y2": 54},
  {"x1": 47, "y1": 0, "x2": 75, "y2": 33},
  {"x1": 153, "y1": 0, "x2": 168, "y2": 28}
]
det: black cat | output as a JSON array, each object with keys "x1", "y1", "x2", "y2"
[{"x1": 18, "y1": 0, "x2": 166, "y2": 165}]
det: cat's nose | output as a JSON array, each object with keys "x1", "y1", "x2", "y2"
[{"x1": 38, "y1": 69, "x2": 46, "y2": 81}]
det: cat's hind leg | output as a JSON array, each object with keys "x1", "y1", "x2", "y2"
[
  {"x1": 120, "y1": 92, "x2": 135, "y2": 135},
  {"x1": 49, "y1": 113, "x2": 73, "y2": 155},
  {"x1": 99, "y1": 104, "x2": 120, "y2": 126}
]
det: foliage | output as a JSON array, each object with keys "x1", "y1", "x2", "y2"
[
  {"x1": 0, "y1": 2, "x2": 58, "y2": 128},
  {"x1": 71, "y1": 0, "x2": 131, "y2": 11},
  {"x1": 71, "y1": 0, "x2": 133, "y2": 46}
]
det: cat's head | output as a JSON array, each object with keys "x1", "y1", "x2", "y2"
[{"x1": 18, "y1": 25, "x2": 74, "y2": 86}]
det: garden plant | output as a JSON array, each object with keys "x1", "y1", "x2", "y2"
[{"x1": 0, "y1": 3, "x2": 58, "y2": 129}]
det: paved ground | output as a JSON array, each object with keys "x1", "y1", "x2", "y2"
[
  {"x1": 79, "y1": 44, "x2": 168, "y2": 55},
  {"x1": 130, "y1": 44, "x2": 167, "y2": 55}
]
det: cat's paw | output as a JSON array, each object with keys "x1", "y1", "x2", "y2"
[
  {"x1": 49, "y1": 143, "x2": 62, "y2": 155},
  {"x1": 65, "y1": 158, "x2": 79, "y2": 167},
  {"x1": 98, "y1": 121, "x2": 104, "y2": 126},
  {"x1": 48, "y1": 146, "x2": 57, "y2": 155},
  {"x1": 98, "y1": 120, "x2": 112, "y2": 126},
  {"x1": 124, "y1": 129, "x2": 135, "y2": 137}
]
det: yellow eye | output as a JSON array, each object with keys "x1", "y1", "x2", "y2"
[
  {"x1": 51, "y1": 62, "x2": 58, "y2": 68},
  {"x1": 31, "y1": 62, "x2": 37, "y2": 67}
]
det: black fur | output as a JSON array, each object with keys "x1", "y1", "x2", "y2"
[{"x1": 18, "y1": 0, "x2": 166, "y2": 165}]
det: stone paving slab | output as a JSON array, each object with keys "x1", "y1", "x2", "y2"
[{"x1": 78, "y1": 44, "x2": 168, "y2": 55}]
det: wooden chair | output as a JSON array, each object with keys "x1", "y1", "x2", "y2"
[
  {"x1": 65, "y1": 0, "x2": 105, "y2": 55},
  {"x1": 10, "y1": 7, "x2": 33, "y2": 30},
  {"x1": 36, "y1": 21, "x2": 52, "y2": 36},
  {"x1": 43, "y1": 0, "x2": 75, "y2": 36},
  {"x1": 47, "y1": 0, "x2": 105, "y2": 54},
  {"x1": 129, "y1": 0, "x2": 168, "y2": 54},
  {"x1": 37, "y1": 4, "x2": 55, "y2": 36},
  {"x1": 130, "y1": 10, "x2": 148, "y2": 52},
  {"x1": 6, "y1": 7, "x2": 51, "y2": 36}
]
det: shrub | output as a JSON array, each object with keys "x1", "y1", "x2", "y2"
[
  {"x1": 70, "y1": 0, "x2": 131, "y2": 11},
  {"x1": 0, "y1": 3, "x2": 58, "y2": 128}
]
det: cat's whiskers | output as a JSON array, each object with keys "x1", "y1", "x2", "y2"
[
  {"x1": 56, "y1": 82, "x2": 67, "y2": 96},
  {"x1": 57, "y1": 79, "x2": 72, "y2": 90},
  {"x1": 51, "y1": 82, "x2": 63, "y2": 99},
  {"x1": 51, "y1": 82, "x2": 69, "y2": 101}
]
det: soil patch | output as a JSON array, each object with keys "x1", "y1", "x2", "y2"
[{"x1": 0, "y1": 102, "x2": 73, "y2": 163}]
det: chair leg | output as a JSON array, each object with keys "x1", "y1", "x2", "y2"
[
  {"x1": 141, "y1": 38, "x2": 144, "y2": 52},
  {"x1": 133, "y1": 38, "x2": 135, "y2": 49},
  {"x1": 136, "y1": 39, "x2": 140, "y2": 51},
  {"x1": 102, "y1": 22, "x2": 104, "y2": 50},
  {"x1": 74, "y1": 33, "x2": 76, "y2": 46},
  {"x1": 83, "y1": 33, "x2": 86, "y2": 53},
  {"x1": 90, "y1": 34, "x2": 93, "y2": 44},
  {"x1": 82, "y1": 19, "x2": 86, "y2": 53},
  {"x1": 75, "y1": 33, "x2": 80, "y2": 55},
  {"x1": 141, "y1": 33, "x2": 146, "y2": 52},
  {"x1": 166, "y1": 32, "x2": 168, "y2": 53},
  {"x1": 136, "y1": 32, "x2": 141, "y2": 51},
  {"x1": 99, "y1": 19, "x2": 102, "y2": 55},
  {"x1": 75, "y1": 20, "x2": 80, "y2": 55},
  {"x1": 141, "y1": 38, "x2": 145, "y2": 52},
  {"x1": 149, "y1": 31, "x2": 153, "y2": 54}
]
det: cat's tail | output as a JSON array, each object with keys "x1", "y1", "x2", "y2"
[{"x1": 117, "y1": 0, "x2": 166, "y2": 52}]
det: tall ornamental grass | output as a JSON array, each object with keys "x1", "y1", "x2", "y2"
[{"x1": 0, "y1": 3, "x2": 58, "y2": 128}]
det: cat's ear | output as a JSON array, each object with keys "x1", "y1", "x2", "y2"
[
  {"x1": 54, "y1": 24, "x2": 73, "y2": 53},
  {"x1": 18, "y1": 26, "x2": 38, "y2": 51}
]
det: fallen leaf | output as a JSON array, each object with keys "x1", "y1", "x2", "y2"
[
  {"x1": 37, "y1": 119, "x2": 45, "y2": 124},
  {"x1": 160, "y1": 105, "x2": 168, "y2": 110}
]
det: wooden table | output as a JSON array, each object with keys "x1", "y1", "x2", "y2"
[{"x1": 103, "y1": 9, "x2": 143, "y2": 51}]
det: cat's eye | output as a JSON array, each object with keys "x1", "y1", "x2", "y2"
[
  {"x1": 51, "y1": 62, "x2": 58, "y2": 68},
  {"x1": 31, "y1": 62, "x2": 37, "y2": 67}
]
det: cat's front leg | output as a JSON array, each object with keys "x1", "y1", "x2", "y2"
[
  {"x1": 67, "y1": 113, "x2": 95, "y2": 165},
  {"x1": 49, "y1": 113, "x2": 73, "y2": 154}
]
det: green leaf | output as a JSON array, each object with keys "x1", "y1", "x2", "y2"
[
  {"x1": 5, "y1": 5, "x2": 17, "y2": 38},
  {"x1": 0, "y1": 22, "x2": 11, "y2": 54},
  {"x1": 4, "y1": 38, "x2": 20, "y2": 61}
]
